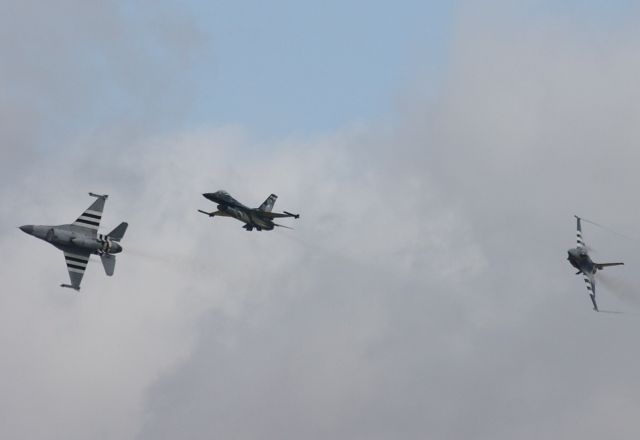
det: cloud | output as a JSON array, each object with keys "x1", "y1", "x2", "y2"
[
  {"x1": 136, "y1": 8, "x2": 640, "y2": 440},
  {"x1": 0, "y1": 0, "x2": 206, "y2": 186},
  {"x1": 0, "y1": 2, "x2": 207, "y2": 439},
  {"x1": 3, "y1": 3, "x2": 640, "y2": 440}
]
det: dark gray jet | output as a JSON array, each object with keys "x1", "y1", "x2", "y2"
[
  {"x1": 199, "y1": 190, "x2": 299, "y2": 231},
  {"x1": 19, "y1": 193, "x2": 128, "y2": 291},
  {"x1": 567, "y1": 216, "x2": 623, "y2": 311}
]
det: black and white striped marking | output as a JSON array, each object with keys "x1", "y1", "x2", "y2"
[
  {"x1": 576, "y1": 231, "x2": 586, "y2": 248},
  {"x1": 73, "y1": 209, "x2": 102, "y2": 230},
  {"x1": 97, "y1": 234, "x2": 113, "y2": 253},
  {"x1": 64, "y1": 252, "x2": 89, "y2": 274}
]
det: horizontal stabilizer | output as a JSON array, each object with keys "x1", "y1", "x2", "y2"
[
  {"x1": 108, "y1": 222, "x2": 128, "y2": 241},
  {"x1": 101, "y1": 254, "x2": 116, "y2": 276},
  {"x1": 198, "y1": 209, "x2": 217, "y2": 217},
  {"x1": 596, "y1": 262, "x2": 624, "y2": 270}
]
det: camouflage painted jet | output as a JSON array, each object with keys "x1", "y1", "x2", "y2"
[
  {"x1": 19, "y1": 193, "x2": 128, "y2": 291},
  {"x1": 199, "y1": 190, "x2": 299, "y2": 231},
  {"x1": 567, "y1": 216, "x2": 623, "y2": 312}
]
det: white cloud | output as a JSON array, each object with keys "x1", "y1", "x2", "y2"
[{"x1": 3, "y1": 3, "x2": 640, "y2": 440}]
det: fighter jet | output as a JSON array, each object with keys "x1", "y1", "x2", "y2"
[
  {"x1": 19, "y1": 193, "x2": 128, "y2": 291},
  {"x1": 567, "y1": 215, "x2": 623, "y2": 311},
  {"x1": 198, "y1": 190, "x2": 299, "y2": 231}
]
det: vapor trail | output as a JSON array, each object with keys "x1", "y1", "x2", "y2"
[
  {"x1": 580, "y1": 217, "x2": 638, "y2": 241},
  {"x1": 598, "y1": 272, "x2": 640, "y2": 305}
]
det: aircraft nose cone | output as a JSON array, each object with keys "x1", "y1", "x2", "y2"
[{"x1": 19, "y1": 225, "x2": 34, "y2": 234}]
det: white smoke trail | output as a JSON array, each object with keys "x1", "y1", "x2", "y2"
[{"x1": 598, "y1": 272, "x2": 640, "y2": 306}]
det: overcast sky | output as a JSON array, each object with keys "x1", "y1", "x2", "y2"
[{"x1": 2, "y1": 1, "x2": 640, "y2": 439}]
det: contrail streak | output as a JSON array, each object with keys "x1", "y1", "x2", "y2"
[
  {"x1": 580, "y1": 217, "x2": 638, "y2": 241},
  {"x1": 598, "y1": 272, "x2": 640, "y2": 305}
]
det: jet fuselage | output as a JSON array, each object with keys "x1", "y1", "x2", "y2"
[
  {"x1": 203, "y1": 192, "x2": 276, "y2": 231},
  {"x1": 20, "y1": 224, "x2": 123, "y2": 255},
  {"x1": 567, "y1": 247, "x2": 595, "y2": 275}
]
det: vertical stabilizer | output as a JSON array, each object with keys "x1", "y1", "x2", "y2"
[
  {"x1": 107, "y1": 222, "x2": 128, "y2": 241},
  {"x1": 259, "y1": 194, "x2": 278, "y2": 212}
]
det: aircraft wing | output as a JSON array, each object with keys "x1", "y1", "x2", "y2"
[
  {"x1": 72, "y1": 194, "x2": 107, "y2": 237},
  {"x1": 62, "y1": 251, "x2": 91, "y2": 290},
  {"x1": 259, "y1": 211, "x2": 300, "y2": 219},
  {"x1": 582, "y1": 272, "x2": 598, "y2": 312},
  {"x1": 575, "y1": 216, "x2": 587, "y2": 248}
]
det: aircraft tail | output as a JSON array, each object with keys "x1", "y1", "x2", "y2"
[
  {"x1": 259, "y1": 194, "x2": 277, "y2": 212},
  {"x1": 595, "y1": 262, "x2": 624, "y2": 270},
  {"x1": 107, "y1": 222, "x2": 128, "y2": 241},
  {"x1": 101, "y1": 254, "x2": 116, "y2": 276}
]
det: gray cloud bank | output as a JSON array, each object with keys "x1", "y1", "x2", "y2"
[
  {"x1": 137, "y1": 8, "x2": 640, "y2": 440},
  {"x1": 3, "y1": 3, "x2": 640, "y2": 440}
]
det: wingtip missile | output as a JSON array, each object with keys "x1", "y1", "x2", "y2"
[
  {"x1": 89, "y1": 192, "x2": 108, "y2": 199},
  {"x1": 60, "y1": 284, "x2": 80, "y2": 291},
  {"x1": 283, "y1": 211, "x2": 300, "y2": 219}
]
